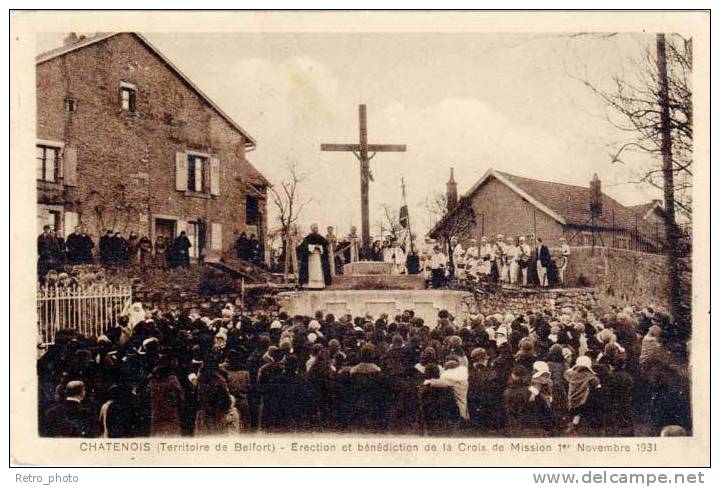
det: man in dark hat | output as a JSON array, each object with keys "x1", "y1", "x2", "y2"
[
  {"x1": 42, "y1": 380, "x2": 99, "y2": 437},
  {"x1": 66, "y1": 225, "x2": 95, "y2": 265},
  {"x1": 175, "y1": 231, "x2": 192, "y2": 268},
  {"x1": 37, "y1": 225, "x2": 59, "y2": 277},
  {"x1": 467, "y1": 347, "x2": 501, "y2": 431}
]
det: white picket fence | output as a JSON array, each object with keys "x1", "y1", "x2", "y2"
[{"x1": 37, "y1": 284, "x2": 132, "y2": 345}]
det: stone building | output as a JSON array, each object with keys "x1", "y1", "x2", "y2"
[
  {"x1": 429, "y1": 168, "x2": 664, "y2": 252},
  {"x1": 36, "y1": 32, "x2": 269, "y2": 263}
]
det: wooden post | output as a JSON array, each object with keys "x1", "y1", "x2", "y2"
[{"x1": 359, "y1": 105, "x2": 370, "y2": 255}]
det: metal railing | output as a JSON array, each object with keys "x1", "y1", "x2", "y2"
[{"x1": 37, "y1": 284, "x2": 132, "y2": 344}]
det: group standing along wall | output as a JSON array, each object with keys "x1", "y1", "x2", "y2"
[{"x1": 37, "y1": 33, "x2": 267, "y2": 260}]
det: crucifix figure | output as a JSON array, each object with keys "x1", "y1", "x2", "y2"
[{"x1": 321, "y1": 104, "x2": 406, "y2": 256}]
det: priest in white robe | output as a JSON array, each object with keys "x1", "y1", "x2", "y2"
[
  {"x1": 383, "y1": 239, "x2": 407, "y2": 274},
  {"x1": 298, "y1": 224, "x2": 331, "y2": 289}
]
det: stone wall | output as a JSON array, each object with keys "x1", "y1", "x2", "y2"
[
  {"x1": 104, "y1": 265, "x2": 271, "y2": 315},
  {"x1": 563, "y1": 246, "x2": 671, "y2": 312},
  {"x1": 468, "y1": 287, "x2": 600, "y2": 318},
  {"x1": 37, "y1": 33, "x2": 267, "y2": 258}
]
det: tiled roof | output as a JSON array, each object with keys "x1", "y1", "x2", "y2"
[
  {"x1": 244, "y1": 159, "x2": 270, "y2": 187},
  {"x1": 495, "y1": 171, "x2": 653, "y2": 234},
  {"x1": 429, "y1": 168, "x2": 661, "y2": 243},
  {"x1": 628, "y1": 202, "x2": 657, "y2": 214},
  {"x1": 628, "y1": 201, "x2": 665, "y2": 219}
]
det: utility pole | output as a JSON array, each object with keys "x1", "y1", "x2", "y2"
[{"x1": 657, "y1": 33, "x2": 680, "y2": 321}]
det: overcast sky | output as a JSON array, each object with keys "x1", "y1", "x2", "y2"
[{"x1": 38, "y1": 32, "x2": 661, "y2": 237}]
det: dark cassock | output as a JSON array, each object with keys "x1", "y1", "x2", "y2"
[{"x1": 298, "y1": 226, "x2": 331, "y2": 289}]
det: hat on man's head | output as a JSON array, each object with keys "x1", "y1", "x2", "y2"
[
  {"x1": 573, "y1": 355, "x2": 595, "y2": 373},
  {"x1": 532, "y1": 361, "x2": 550, "y2": 379},
  {"x1": 470, "y1": 348, "x2": 487, "y2": 362}
]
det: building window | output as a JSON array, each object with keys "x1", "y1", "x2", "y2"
[
  {"x1": 64, "y1": 98, "x2": 76, "y2": 112},
  {"x1": 36, "y1": 145, "x2": 60, "y2": 182},
  {"x1": 246, "y1": 196, "x2": 260, "y2": 226},
  {"x1": 187, "y1": 154, "x2": 208, "y2": 193},
  {"x1": 120, "y1": 83, "x2": 137, "y2": 112}
]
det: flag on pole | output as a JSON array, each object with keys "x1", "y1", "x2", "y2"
[{"x1": 399, "y1": 205, "x2": 409, "y2": 228}]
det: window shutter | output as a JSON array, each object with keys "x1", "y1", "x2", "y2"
[
  {"x1": 63, "y1": 147, "x2": 78, "y2": 186},
  {"x1": 210, "y1": 157, "x2": 220, "y2": 195},
  {"x1": 175, "y1": 152, "x2": 187, "y2": 191},
  {"x1": 211, "y1": 223, "x2": 222, "y2": 250}
]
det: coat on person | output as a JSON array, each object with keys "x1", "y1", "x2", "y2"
[
  {"x1": 467, "y1": 350, "x2": 502, "y2": 430},
  {"x1": 194, "y1": 367, "x2": 240, "y2": 436},
  {"x1": 564, "y1": 356, "x2": 601, "y2": 417},
  {"x1": 138, "y1": 236, "x2": 153, "y2": 267},
  {"x1": 174, "y1": 232, "x2": 192, "y2": 267},
  {"x1": 419, "y1": 364, "x2": 460, "y2": 435},
  {"x1": 43, "y1": 398, "x2": 98, "y2": 438},
  {"x1": 503, "y1": 366, "x2": 544, "y2": 436},
  {"x1": 148, "y1": 364, "x2": 184, "y2": 437}
]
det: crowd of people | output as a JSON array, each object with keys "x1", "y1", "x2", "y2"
[
  {"x1": 233, "y1": 232, "x2": 265, "y2": 267},
  {"x1": 37, "y1": 300, "x2": 690, "y2": 438},
  {"x1": 38, "y1": 224, "x2": 194, "y2": 279},
  {"x1": 267, "y1": 224, "x2": 573, "y2": 291},
  {"x1": 417, "y1": 234, "x2": 572, "y2": 289}
]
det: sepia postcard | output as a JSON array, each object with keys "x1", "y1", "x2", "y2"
[{"x1": 9, "y1": 10, "x2": 710, "y2": 467}]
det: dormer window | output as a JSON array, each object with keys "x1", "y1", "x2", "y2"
[{"x1": 120, "y1": 82, "x2": 137, "y2": 112}]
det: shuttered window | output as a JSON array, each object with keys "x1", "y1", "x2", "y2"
[
  {"x1": 176, "y1": 152, "x2": 219, "y2": 196},
  {"x1": 187, "y1": 154, "x2": 207, "y2": 193},
  {"x1": 36, "y1": 145, "x2": 60, "y2": 182}
]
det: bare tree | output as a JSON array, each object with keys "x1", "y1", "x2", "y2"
[
  {"x1": 570, "y1": 34, "x2": 693, "y2": 224},
  {"x1": 376, "y1": 203, "x2": 403, "y2": 242},
  {"x1": 570, "y1": 33, "x2": 692, "y2": 324},
  {"x1": 424, "y1": 190, "x2": 477, "y2": 272},
  {"x1": 422, "y1": 190, "x2": 449, "y2": 229},
  {"x1": 268, "y1": 161, "x2": 312, "y2": 277}
]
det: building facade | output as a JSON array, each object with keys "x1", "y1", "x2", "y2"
[
  {"x1": 36, "y1": 32, "x2": 269, "y2": 262},
  {"x1": 429, "y1": 168, "x2": 664, "y2": 252}
]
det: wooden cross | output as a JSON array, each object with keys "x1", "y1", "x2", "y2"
[{"x1": 321, "y1": 104, "x2": 406, "y2": 255}]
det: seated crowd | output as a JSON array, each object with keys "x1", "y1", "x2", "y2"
[{"x1": 37, "y1": 302, "x2": 690, "y2": 438}]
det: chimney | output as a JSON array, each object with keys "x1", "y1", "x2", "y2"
[
  {"x1": 589, "y1": 173, "x2": 603, "y2": 217},
  {"x1": 63, "y1": 33, "x2": 80, "y2": 47},
  {"x1": 446, "y1": 167, "x2": 458, "y2": 212}
]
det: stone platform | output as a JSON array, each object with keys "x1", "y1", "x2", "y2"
[
  {"x1": 342, "y1": 261, "x2": 394, "y2": 275},
  {"x1": 277, "y1": 289, "x2": 473, "y2": 327},
  {"x1": 333, "y1": 260, "x2": 424, "y2": 290},
  {"x1": 329, "y1": 274, "x2": 425, "y2": 290}
]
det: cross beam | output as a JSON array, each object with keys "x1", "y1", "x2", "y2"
[
  {"x1": 320, "y1": 144, "x2": 407, "y2": 152},
  {"x1": 321, "y1": 104, "x2": 406, "y2": 255}
]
